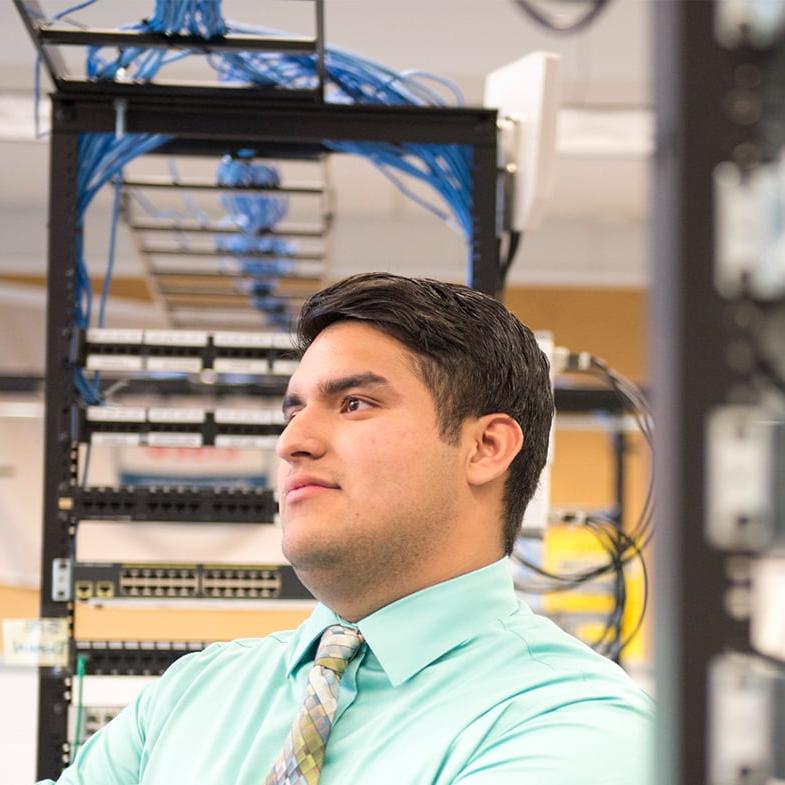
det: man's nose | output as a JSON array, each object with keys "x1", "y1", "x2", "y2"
[{"x1": 276, "y1": 406, "x2": 328, "y2": 462}]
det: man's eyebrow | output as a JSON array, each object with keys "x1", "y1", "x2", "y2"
[
  {"x1": 320, "y1": 372, "x2": 392, "y2": 397},
  {"x1": 282, "y1": 372, "x2": 393, "y2": 413}
]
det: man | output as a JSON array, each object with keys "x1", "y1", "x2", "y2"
[{"x1": 42, "y1": 273, "x2": 654, "y2": 785}]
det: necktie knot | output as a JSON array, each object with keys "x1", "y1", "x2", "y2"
[{"x1": 314, "y1": 624, "x2": 364, "y2": 678}]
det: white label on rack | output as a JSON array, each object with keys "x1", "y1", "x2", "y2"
[
  {"x1": 213, "y1": 358, "x2": 270, "y2": 374},
  {"x1": 215, "y1": 435, "x2": 279, "y2": 450},
  {"x1": 2, "y1": 619, "x2": 69, "y2": 667},
  {"x1": 214, "y1": 408, "x2": 275, "y2": 425},
  {"x1": 145, "y1": 357, "x2": 203, "y2": 373},
  {"x1": 146, "y1": 432, "x2": 203, "y2": 448},
  {"x1": 91, "y1": 433, "x2": 142, "y2": 447},
  {"x1": 147, "y1": 407, "x2": 206, "y2": 424},
  {"x1": 212, "y1": 331, "x2": 272, "y2": 349},
  {"x1": 87, "y1": 406, "x2": 146, "y2": 423},
  {"x1": 144, "y1": 330, "x2": 208, "y2": 347},
  {"x1": 271, "y1": 359, "x2": 299, "y2": 376},
  {"x1": 270, "y1": 334, "x2": 296, "y2": 350},
  {"x1": 86, "y1": 328, "x2": 144, "y2": 345},
  {"x1": 86, "y1": 355, "x2": 144, "y2": 372}
]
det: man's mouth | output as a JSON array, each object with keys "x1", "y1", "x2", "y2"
[{"x1": 284, "y1": 475, "x2": 340, "y2": 502}]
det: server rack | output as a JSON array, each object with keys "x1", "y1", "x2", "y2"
[
  {"x1": 653, "y1": 2, "x2": 785, "y2": 784},
  {"x1": 16, "y1": 6, "x2": 502, "y2": 779}
]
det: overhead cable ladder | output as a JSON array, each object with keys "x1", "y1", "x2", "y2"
[{"x1": 120, "y1": 161, "x2": 333, "y2": 328}]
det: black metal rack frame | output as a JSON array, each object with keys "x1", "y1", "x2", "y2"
[
  {"x1": 36, "y1": 112, "x2": 496, "y2": 779},
  {"x1": 650, "y1": 2, "x2": 785, "y2": 783}
]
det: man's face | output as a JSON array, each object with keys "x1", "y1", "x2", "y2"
[{"x1": 276, "y1": 321, "x2": 464, "y2": 583}]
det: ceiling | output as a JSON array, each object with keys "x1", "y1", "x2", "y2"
[{"x1": 0, "y1": 0, "x2": 653, "y2": 374}]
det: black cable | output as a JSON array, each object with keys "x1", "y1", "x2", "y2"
[
  {"x1": 584, "y1": 519, "x2": 625, "y2": 655},
  {"x1": 513, "y1": 352, "x2": 653, "y2": 658},
  {"x1": 510, "y1": 0, "x2": 612, "y2": 35},
  {"x1": 614, "y1": 533, "x2": 648, "y2": 655},
  {"x1": 513, "y1": 515, "x2": 649, "y2": 658},
  {"x1": 497, "y1": 230, "x2": 523, "y2": 292},
  {"x1": 585, "y1": 356, "x2": 655, "y2": 549},
  {"x1": 584, "y1": 517, "x2": 647, "y2": 658},
  {"x1": 501, "y1": 230, "x2": 522, "y2": 279}
]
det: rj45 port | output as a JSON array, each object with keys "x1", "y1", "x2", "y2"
[
  {"x1": 95, "y1": 582, "x2": 115, "y2": 599},
  {"x1": 75, "y1": 581, "x2": 94, "y2": 601}
]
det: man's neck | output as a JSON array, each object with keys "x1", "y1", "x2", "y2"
[{"x1": 301, "y1": 548, "x2": 505, "y2": 622}]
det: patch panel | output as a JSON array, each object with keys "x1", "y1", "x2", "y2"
[
  {"x1": 80, "y1": 406, "x2": 286, "y2": 449},
  {"x1": 80, "y1": 328, "x2": 298, "y2": 376},
  {"x1": 73, "y1": 640, "x2": 208, "y2": 676},
  {"x1": 73, "y1": 562, "x2": 312, "y2": 601},
  {"x1": 66, "y1": 486, "x2": 277, "y2": 522}
]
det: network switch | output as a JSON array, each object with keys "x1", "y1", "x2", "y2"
[{"x1": 73, "y1": 562, "x2": 312, "y2": 601}]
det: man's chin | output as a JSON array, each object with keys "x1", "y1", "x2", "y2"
[{"x1": 281, "y1": 531, "x2": 345, "y2": 573}]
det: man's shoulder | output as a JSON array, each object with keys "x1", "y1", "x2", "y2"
[
  {"x1": 448, "y1": 609, "x2": 655, "y2": 782},
  {"x1": 195, "y1": 628, "x2": 296, "y2": 659},
  {"x1": 157, "y1": 629, "x2": 296, "y2": 686},
  {"x1": 478, "y1": 605, "x2": 655, "y2": 716}
]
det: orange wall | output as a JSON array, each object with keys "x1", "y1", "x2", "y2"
[{"x1": 505, "y1": 286, "x2": 647, "y2": 381}]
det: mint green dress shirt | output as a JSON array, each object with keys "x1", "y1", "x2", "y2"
[{"x1": 40, "y1": 558, "x2": 654, "y2": 785}]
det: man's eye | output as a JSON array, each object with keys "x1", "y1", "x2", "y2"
[{"x1": 342, "y1": 397, "x2": 371, "y2": 413}]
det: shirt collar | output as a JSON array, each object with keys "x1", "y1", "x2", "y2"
[{"x1": 286, "y1": 557, "x2": 520, "y2": 687}]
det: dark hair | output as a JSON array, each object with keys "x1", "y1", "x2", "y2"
[{"x1": 296, "y1": 273, "x2": 554, "y2": 555}]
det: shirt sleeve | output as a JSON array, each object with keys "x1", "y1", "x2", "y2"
[
  {"x1": 451, "y1": 698, "x2": 655, "y2": 785},
  {"x1": 35, "y1": 643, "x2": 228, "y2": 785},
  {"x1": 34, "y1": 680, "x2": 154, "y2": 785}
]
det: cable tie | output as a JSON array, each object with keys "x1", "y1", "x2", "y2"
[{"x1": 114, "y1": 99, "x2": 127, "y2": 140}]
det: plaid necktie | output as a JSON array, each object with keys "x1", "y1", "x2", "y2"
[{"x1": 264, "y1": 624, "x2": 365, "y2": 785}]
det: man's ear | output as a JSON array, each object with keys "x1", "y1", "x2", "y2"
[{"x1": 464, "y1": 413, "x2": 524, "y2": 488}]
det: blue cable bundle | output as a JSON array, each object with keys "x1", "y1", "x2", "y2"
[
  {"x1": 215, "y1": 235, "x2": 295, "y2": 257},
  {"x1": 214, "y1": 156, "x2": 297, "y2": 320},
  {"x1": 86, "y1": 0, "x2": 226, "y2": 81},
  {"x1": 78, "y1": 0, "x2": 472, "y2": 241},
  {"x1": 74, "y1": 131, "x2": 172, "y2": 404},
  {"x1": 227, "y1": 258, "x2": 302, "y2": 279},
  {"x1": 215, "y1": 157, "x2": 288, "y2": 233},
  {"x1": 249, "y1": 295, "x2": 292, "y2": 328},
  {"x1": 215, "y1": 235, "x2": 299, "y2": 283}
]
